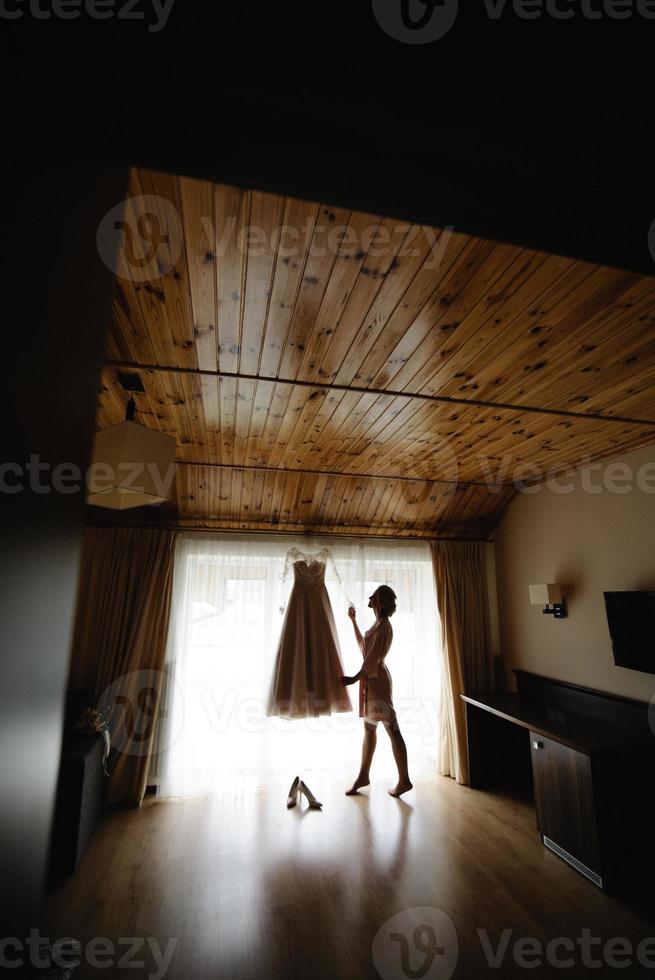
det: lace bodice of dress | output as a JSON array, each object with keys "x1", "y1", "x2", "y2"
[
  {"x1": 280, "y1": 546, "x2": 353, "y2": 610},
  {"x1": 292, "y1": 558, "x2": 327, "y2": 587}
]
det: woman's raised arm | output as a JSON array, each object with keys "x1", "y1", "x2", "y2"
[{"x1": 348, "y1": 605, "x2": 364, "y2": 652}]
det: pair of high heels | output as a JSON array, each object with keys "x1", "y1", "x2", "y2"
[{"x1": 286, "y1": 775, "x2": 322, "y2": 809}]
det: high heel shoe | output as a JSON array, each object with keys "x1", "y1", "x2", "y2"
[
  {"x1": 286, "y1": 775, "x2": 301, "y2": 808},
  {"x1": 299, "y1": 780, "x2": 322, "y2": 809}
]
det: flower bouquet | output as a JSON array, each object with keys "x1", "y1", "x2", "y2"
[{"x1": 76, "y1": 707, "x2": 111, "y2": 775}]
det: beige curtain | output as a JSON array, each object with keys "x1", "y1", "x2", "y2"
[
  {"x1": 69, "y1": 526, "x2": 176, "y2": 806},
  {"x1": 431, "y1": 541, "x2": 494, "y2": 785}
]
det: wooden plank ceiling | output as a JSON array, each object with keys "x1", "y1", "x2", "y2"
[{"x1": 92, "y1": 167, "x2": 655, "y2": 539}]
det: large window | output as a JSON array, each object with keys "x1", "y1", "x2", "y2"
[{"x1": 155, "y1": 533, "x2": 441, "y2": 796}]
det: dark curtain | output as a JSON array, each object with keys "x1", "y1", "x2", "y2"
[
  {"x1": 69, "y1": 526, "x2": 176, "y2": 806},
  {"x1": 431, "y1": 541, "x2": 494, "y2": 784}
]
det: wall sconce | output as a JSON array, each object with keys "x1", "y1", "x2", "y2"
[{"x1": 529, "y1": 584, "x2": 567, "y2": 619}]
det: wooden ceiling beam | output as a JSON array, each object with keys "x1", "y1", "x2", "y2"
[
  {"x1": 174, "y1": 459, "x2": 498, "y2": 489},
  {"x1": 105, "y1": 359, "x2": 655, "y2": 429},
  {"x1": 85, "y1": 516, "x2": 492, "y2": 544}
]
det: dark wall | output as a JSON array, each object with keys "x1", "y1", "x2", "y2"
[{"x1": 0, "y1": 158, "x2": 127, "y2": 937}]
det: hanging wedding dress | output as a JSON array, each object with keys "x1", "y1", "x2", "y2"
[{"x1": 266, "y1": 547, "x2": 354, "y2": 719}]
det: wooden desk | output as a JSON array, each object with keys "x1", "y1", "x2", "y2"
[{"x1": 462, "y1": 671, "x2": 655, "y2": 891}]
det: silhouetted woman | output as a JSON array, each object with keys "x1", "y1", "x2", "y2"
[{"x1": 342, "y1": 585, "x2": 412, "y2": 798}]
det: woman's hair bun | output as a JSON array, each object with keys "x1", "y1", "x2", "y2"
[{"x1": 376, "y1": 584, "x2": 397, "y2": 617}]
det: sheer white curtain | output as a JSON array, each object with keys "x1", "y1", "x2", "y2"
[{"x1": 156, "y1": 532, "x2": 441, "y2": 797}]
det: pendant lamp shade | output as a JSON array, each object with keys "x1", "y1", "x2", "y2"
[{"x1": 86, "y1": 413, "x2": 176, "y2": 510}]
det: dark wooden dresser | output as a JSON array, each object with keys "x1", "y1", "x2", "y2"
[{"x1": 462, "y1": 670, "x2": 655, "y2": 891}]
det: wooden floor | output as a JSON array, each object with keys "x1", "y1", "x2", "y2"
[{"x1": 46, "y1": 775, "x2": 655, "y2": 979}]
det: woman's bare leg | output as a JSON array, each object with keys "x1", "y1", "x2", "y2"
[
  {"x1": 383, "y1": 719, "x2": 413, "y2": 797},
  {"x1": 346, "y1": 722, "x2": 377, "y2": 794}
]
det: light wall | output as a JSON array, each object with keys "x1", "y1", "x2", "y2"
[{"x1": 494, "y1": 442, "x2": 655, "y2": 702}]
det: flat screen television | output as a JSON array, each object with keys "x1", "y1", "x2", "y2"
[{"x1": 603, "y1": 591, "x2": 655, "y2": 674}]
